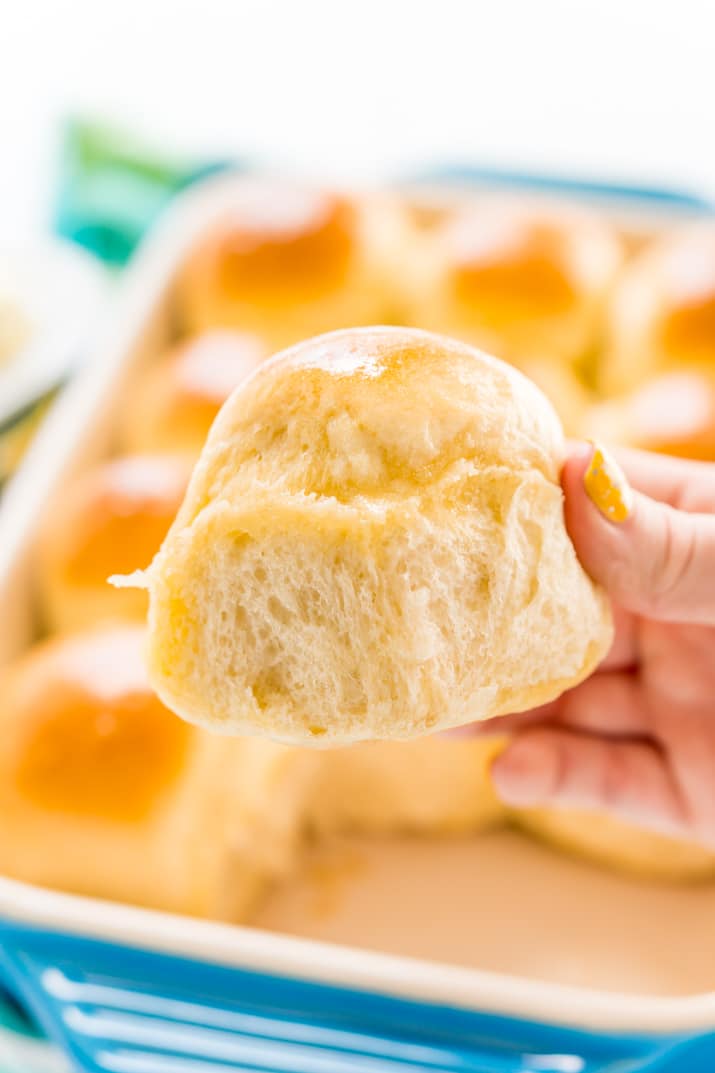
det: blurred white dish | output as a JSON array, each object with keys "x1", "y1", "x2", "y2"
[{"x1": 0, "y1": 241, "x2": 108, "y2": 431}]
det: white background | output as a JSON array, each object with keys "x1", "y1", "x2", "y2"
[{"x1": 2, "y1": 0, "x2": 715, "y2": 240}]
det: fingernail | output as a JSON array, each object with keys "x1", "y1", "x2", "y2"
[{"x1": 583, "y1": 440, "x2": 633, "y2": 524}]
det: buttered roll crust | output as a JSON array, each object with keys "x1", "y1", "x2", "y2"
[
  {"x1": 402, "y1": 198, "x2": 622, "y2": 372},
  {"x1": 122, "y1": 331, "x2": 270, "y2": 457},
  {"x1": 604, "y1": 226, "x2": 715, "y2": 393},
  {"x1": 178, "y1": 181, "x2": 407, "y2": 347},
  {"x1": 0, "y1": 625, "x2": 318, "y2": 918},
  {"x1": 39, "y1": 454, "x2": 191, "y2": 632},
  {"x1": 144, "y1": 327, "x2": 612, "y2": 745}
]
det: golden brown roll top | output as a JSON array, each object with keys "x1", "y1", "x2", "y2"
[
  {"x1": 9, "y1": 626, "x2": 190, "y2": 823},
  {"x1": 178, "y1": 180, "x2": 406, "y2": 346},
  {"x1": 144, "y1": 327, "x2": 612, "y2": 746},
  {"x1": 38, "y1": 454, "x2": 191, "y2": 632},
  {"x1": 0, "y1": 625, "x2": 318, "y2": 917},
  {"x1": 121, "y1": 331, "x2": 270, "y2": 456},
  {"x1": 403, "y1": 198, "x2": 623, "y2": 371},
  {"x1": 0, "y1": 625, "x2": 224, "y2": 915},
  {"x1": 604, "y1": 225, "x2": 715, "y2": 393}
]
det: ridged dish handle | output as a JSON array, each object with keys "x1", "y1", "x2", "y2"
[{"x1": 0, "y1": 919, "x2": 713, "y2": 1073}]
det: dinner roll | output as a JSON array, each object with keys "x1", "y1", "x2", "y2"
[
  {"x1": 586, "y1": 370, "x2": 715, "y2": 461},
  {"x1": 517, "y1": 807, "x2": 715, "y2": 882},
  {"x1": 603, "y1": 225, "x2": 715, "y2": 393},
  {"x1": 0, "y1": 626, "x2": 318, "y2": 918},
  {"x1": 143, "y1": 327, "x2": 612, "y2": 745},
  {"x1": 39, "y1": 454, "x2": 190, "y2": 632},
  {"x1": 404, "y1": 198, "x2": 622, "y2": 371},
  {"x1": 122, "y1": 331, "x2": 270, "y2": 456},
  {"x1": 309, "y1": 737, "x2": 507, "y2": 836},
  {"x1": 178, "y1": 180, "x2": 404, "y2": 346}
]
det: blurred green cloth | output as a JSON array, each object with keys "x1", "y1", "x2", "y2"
[
  {"x1": 54, "y1": 118, "x2": 236, "y2": 266},
  {"x1": 0, "y1": 1000, "x2": 64, "y2": 1073}
]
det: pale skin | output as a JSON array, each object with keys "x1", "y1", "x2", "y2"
[{"x1": 479, "y1": 443, "x2": 715, "y2": 850}]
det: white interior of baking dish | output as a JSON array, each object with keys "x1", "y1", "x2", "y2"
[{"x1": 0, "y1": 172, "x2": 714, "y2": 1033}]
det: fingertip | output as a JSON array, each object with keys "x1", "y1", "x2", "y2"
[
  {"x1": 560, "y1": 441, "x2": 634, "y2": 596},
  {"x1": 561, "y1": 442, "x2": 603, "y2": 555}
]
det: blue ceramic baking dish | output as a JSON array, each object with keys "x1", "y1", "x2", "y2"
[
  {"x1": 1, "y1": 169, "x2": 714, "y2": 1073},
  {"x1": 1, "y1": 877, "x2": 715, "y2": 1073}
]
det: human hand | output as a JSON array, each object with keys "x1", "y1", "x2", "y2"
[{"x1": 483, "y1": 444, "x2": 715, "y2": 849}]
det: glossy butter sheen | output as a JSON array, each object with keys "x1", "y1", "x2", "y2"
[{"x1": 7, "y1": 628, "x2": 191, "y2": 821}]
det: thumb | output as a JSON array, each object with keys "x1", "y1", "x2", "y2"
[{"x1": 563, "y1": 443, "x2": 715, "y2": 625}]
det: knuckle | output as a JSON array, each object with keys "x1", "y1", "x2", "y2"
[
  {"x1": 674, "y1": 468, "x2": 715, "y2": 514},
  {"x1": 647, "y1": 508, "x2": 698, "y2": 617},
  {"x1": 605, "y1": 559, "x2": 642, "y2": 601}
]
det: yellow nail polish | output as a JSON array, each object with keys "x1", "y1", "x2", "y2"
[{"x1": 583, "y1": 441, "x2": 633, "y2": 523}]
